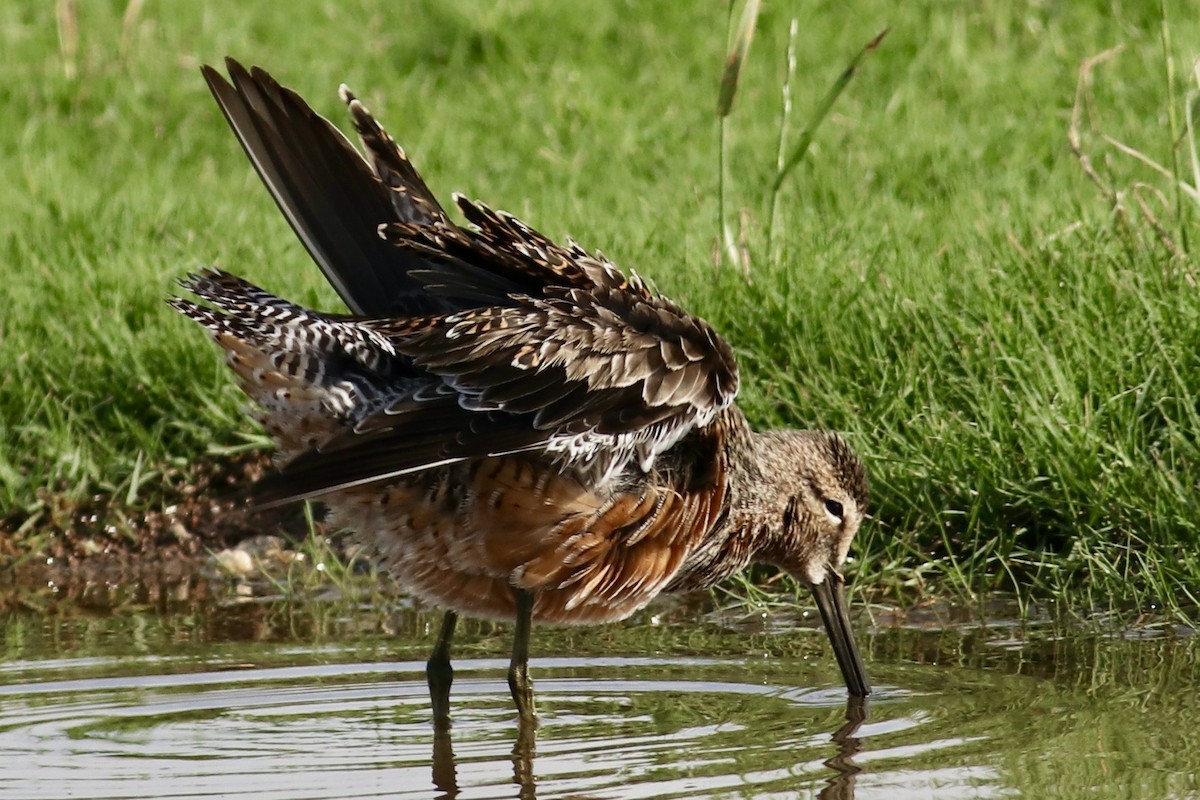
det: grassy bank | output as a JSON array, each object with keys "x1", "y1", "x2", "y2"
[{"x1": 2, "y1": 1, "x2": 1198, "y2": 617}]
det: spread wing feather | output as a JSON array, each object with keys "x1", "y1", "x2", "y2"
[
  {"x1": 191, "y1": 61, "x2": 742, "y2": 507},
  {"x1": 203, "y1": 60, "x2": 446, "y2": 316}
]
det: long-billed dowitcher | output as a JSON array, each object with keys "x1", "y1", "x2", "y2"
[{"x1": 172, "y1": 60, "x2": 872, "y2": 717}]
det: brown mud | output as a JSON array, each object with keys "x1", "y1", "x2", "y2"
[{"x1": 0, "y1": 452, "x2": 314, "y2": 602}]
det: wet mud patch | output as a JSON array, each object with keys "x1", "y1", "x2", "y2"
[{"x1": 0, "y1": 452, "x2": 324, "y2": 592}]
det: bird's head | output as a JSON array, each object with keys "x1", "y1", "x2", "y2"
[{"x1": 757, "y1": 430, "x2": 871, "y2": 697}]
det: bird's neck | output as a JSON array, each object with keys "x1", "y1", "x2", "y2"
[
  {"x1": 662, "y1": 409, "x2": 794, "y2": 592},
  {"x1": 722, "y1": 414, "x2": 797, "y2": 531}
]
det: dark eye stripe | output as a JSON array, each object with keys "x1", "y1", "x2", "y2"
[{"x1": 782, "y1": 496, "x2": 798, "y2": 530}]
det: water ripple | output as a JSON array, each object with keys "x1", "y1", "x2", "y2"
[{"x1": 0, "y1": 655, "x2": 953, "y2": 800}]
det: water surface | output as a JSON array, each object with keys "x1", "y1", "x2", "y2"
[{"x1": 1, "y1": 572, "x2": 1196, "y2": 799}]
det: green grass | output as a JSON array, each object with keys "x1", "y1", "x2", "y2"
[{"x1": 2, "y1": 1, "x2": 1199, "y2": 617}]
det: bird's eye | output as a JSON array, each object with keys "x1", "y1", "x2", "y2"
[{"x1": 824, "y1": 499, "x2": 844, "y2": 521}]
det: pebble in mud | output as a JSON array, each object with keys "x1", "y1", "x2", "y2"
[{"x1": 207, "y1": 535, "x2": 305, "y2": 579}]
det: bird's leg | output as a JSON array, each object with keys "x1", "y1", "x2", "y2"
[
  {"x1": 427, "y1": 610, "x2": 458, "y2": 722},
  {"x1": 512, "y1": 712, "x2": 538, "y2": 799},
  {"x1": 508, "y1": 589, "x2": 537, "y2": 721}
]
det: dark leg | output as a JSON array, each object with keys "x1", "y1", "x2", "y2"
[
  {"x1": 507, "y1": 589, "x2": 537, "y2": 721},
  {"x1": 512, "y1": 712, "x2": 538, "y2": 799},
  {"x1": 427, "y1": 610, "x2": 458, "y2": 721},
  {"x1": 431, "y1": 714, "x2": 458, "y2": 798}
]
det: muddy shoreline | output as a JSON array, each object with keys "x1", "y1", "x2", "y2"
[{"x1": 0, "y1": 452, "x2": 316, "y2": 592}]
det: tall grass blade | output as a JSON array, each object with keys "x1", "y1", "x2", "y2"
[
  {"x1": 766, "y1": 18, "x2": 801, "y2": 258},
  {"x1": 717, "y1": 0, "x2": 760, "y2": 273},
  {"x1": 770, "y1": 28, "x2": 888, "y2": 195},
  {"x1": 716, "y1": 0, "x2": 760, "y2": 118},
  {"x1": 55, "y1": 0, "x2": 78, "y2": 80},
  {"x1": 121, "y1": 0, "x2": 146, "y2": 58},
  {"x1": 1186, "y1": 61, "x2": 1200, "y2": 204},
  {"x1": 1158, "y1": 0, "x2": 1189, "y2": 252}
]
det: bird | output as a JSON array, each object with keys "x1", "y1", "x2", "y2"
[{"x1": 171, "y1": 59, "x2": 872, "y2": 719}]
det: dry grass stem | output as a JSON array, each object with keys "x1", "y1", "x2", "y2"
[
  {"x1": 121, "y1": 0, "x2": 145, "y2": 57},
  {"x1": 1067, "y1": 45, "x2": 1125, "y2": 203},
  {"x1": 716, "y1": 0, "x2": 761, "y2": 118},
  {"x1": 55, "y1": 0, "x2": 78, "y2": 80},
  {"x1": 716, "y1": 0, "x2": 761, "y2": 272},
  {"x1": 1131, "y1": 182, "x2": 1187, "y2": 261}
]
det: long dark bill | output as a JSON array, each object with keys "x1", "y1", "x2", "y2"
[{"x1": 810, "y1": 573, "x2": 871, "y2": 697}]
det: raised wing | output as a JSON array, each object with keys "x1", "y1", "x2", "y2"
[
  {"x1": 198, "y1": 62, "x2": 740, "y2": 507},
  {"x1": 203, "y1": 59, "x2": 611, "y2": 315},
  {"x1": 379, "y1": 261, "x2": 738, "y2": 439},
  {"x1": 202, "y1": 58, "x2": 451, "y2": 316}
]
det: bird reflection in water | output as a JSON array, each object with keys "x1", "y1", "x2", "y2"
[
  {"x1": 426, "y1": 693, "x2": 870, "y2": 799},
  {"x1": 820, "y1": 696, "x2": 869, "y2": 800}
]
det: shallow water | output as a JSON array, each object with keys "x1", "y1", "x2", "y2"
[{"x1": 1, "y1": 575, "x2": 1197, "y2": 799}]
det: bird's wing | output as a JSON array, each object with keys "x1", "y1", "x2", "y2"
[
  {"x1": 203, "y1": 59, "x2": 454, "y2": 316},
  {"x1": 199, "y1": 62, "x2": 740, "y2": 506},
  {"x1": 203, "y1": 59, "x2": 616, "y2": 315},
  {"x1": 251, "y1": 253, "x2": 739, "y2": 507}
]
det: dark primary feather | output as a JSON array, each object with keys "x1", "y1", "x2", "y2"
[
  {"x1": 204, "y1": 59, "x2": 616, "y2": 313},
  {"x1": 190, "y1": 60, "x2": 742, "y2": 508},
  {"x1": 203, "y1": 58, "x2": 447, "y2": 316},
  {"x1": 338, "y1": 85, "x2": 448, "y2": 229}
]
